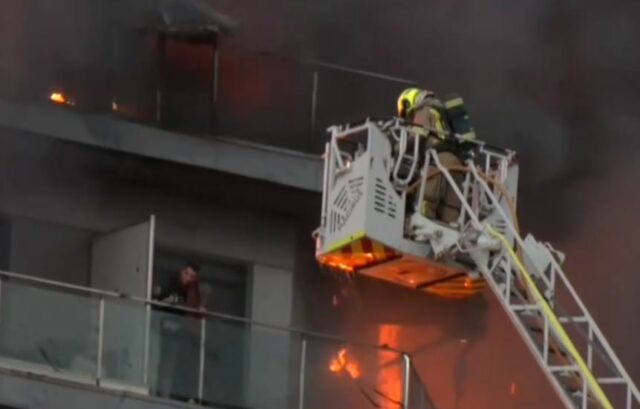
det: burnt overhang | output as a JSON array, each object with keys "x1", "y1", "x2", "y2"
[{"x1": 135, "y1": 0, "x2": 237, "y2": 42}]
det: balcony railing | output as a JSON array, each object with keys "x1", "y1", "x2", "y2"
[
  {"x1": 7, "y1": 35, "x2": 415, "y2": 154},
  {"x1": 0, "y1": 270, "x2": 434, "y2": 409}
]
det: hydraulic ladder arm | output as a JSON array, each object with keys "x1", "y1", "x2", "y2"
[
  {"x1": 316, "y1": 119, "x2": 640, "y2": 408},
  {"x1": 429, "y1": 150, "x2": 640, "y2": 409}
]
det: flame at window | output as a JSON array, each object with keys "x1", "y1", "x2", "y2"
[
  {"x1": 329, "y1": 348, "x2": 361, "y2": 379},
  {"x1": 378, "y1": 324, "x2": 403, "y2": 408}
]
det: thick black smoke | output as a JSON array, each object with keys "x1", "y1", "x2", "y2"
[
  {"x1": 210, "y1": 0, "x2": 640, "y2": 239},
  {"x1": 3, "y1": 0, "x2": 640, "y2": 404},
  {"x1": 211, "y1": 0, "x2": 640, "y2": 393}
]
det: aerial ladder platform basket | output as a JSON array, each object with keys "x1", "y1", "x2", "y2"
[
  {"x1": 315, "y1": 118, "x2": 517, "y2": 298},
  {"x1": 315, "y1": 118, "x2": 640, "y2": 408}
]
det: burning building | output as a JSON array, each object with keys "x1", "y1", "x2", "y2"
[{"x1": 0, "y1": 0, "x2": 638, "y2": 409}]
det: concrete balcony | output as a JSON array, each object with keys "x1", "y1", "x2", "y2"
[
  {"x1": 0, "y1": 96, "x2": 323, "y2": 193},
  {"x1": 0, "y1": 270, "x2": 434, "y2": 409}
]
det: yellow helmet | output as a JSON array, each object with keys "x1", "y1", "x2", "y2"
[{"x1": 397, "y1": 87, "x2": 434, "y2": 119}]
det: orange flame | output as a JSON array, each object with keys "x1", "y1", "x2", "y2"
[
  {"x1": 318, "y1": 253, "x2": 380, "y2": 274},
  {"x1": 378, "y1": 325, "x2": 403, "y2": 408},
  {"x1": 50, "y1": 92, "x2": 66, "y2": 104},
  {"x1": 49, "y1": 92, "x2": 75, "y2": 106},
  {"x1": 329, "y1": 348, "x2": 361, "y2": 379}
]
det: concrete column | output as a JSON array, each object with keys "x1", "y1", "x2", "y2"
[{"x1": 247, "y1": 264, "x2": 294, "y2": 409}]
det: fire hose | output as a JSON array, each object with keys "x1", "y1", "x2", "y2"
[
  {"x1": 410, "y1": 165, "x2": 610, "y2": 408},
  {"x1": 488, "y1": 225, "x2": 612, "y2": 409}
]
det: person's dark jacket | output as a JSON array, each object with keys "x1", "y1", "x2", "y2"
[{"x1": 152, "y1": 275, "x2": 201, "y2": 318}]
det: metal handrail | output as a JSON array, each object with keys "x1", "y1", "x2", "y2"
[
  {"x1": 0, "y1": 269, "x2": 403, "y2": 354},
  {"x1": 0, "y1": 268, "x2": 420, "y2": 408},
  {"x1": 223, "y1": 43, "x2": 417, "y2": 85},
  {"x1": 305, "y1": 59, "x2": 416, "y2": 85}
]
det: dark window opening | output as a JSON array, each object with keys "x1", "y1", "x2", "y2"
[{"x1": 156, "y1": 32, "x2": 218, "y2": 134}]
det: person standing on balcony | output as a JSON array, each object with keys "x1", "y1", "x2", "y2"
[{"x1": 152, "y1": 263, "x2": 202, "y2": 401}]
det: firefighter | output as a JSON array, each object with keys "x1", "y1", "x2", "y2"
[
  {"x1": 397, "y1": 87, "x2": 447, "y2": 141},
  {"x1": 397, "y1": 88, "x2": 476, "y2": 141},
  {"x1": 397, "y1": 87, "x2": 468, "y2": 224}
]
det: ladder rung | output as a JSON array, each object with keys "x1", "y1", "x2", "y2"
[
  {"x1": 558, "y1": 316, "x2": 588, "y2": 324},
  {"x1": 597, "y1": 377, "x2": 626, "y2": 385},
  {"x1": 549, "y1": 365, "x2": 580, "y2": 373},
  {"x1": 511, "y1": 304, "x2": 541, "y2": 312}
]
